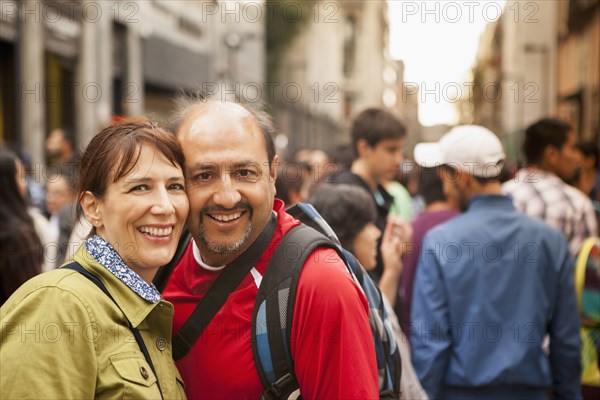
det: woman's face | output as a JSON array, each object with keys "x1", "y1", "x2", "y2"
[
  {"x1": 352, "y1": 222, "x2": 381, "y2": 270},
  {"x1": 46, "y1": 176, "x2": 73, "y2": 215},
  {"x1": 92, "y1": 144, "x2": 189, "y2": 282}
]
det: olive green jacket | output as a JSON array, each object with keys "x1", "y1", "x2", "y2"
[{"x1": 0, "y1": 246, "x2": 186, "y2": 399}]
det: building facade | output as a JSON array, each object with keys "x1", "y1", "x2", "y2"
[
  {"x1": 269, "y1": 0, "x2": 401, "y2": 154},
  {"x1": 556, "y1": 0, "x2": 600, "y2": 142},
  {"x1": 466, "y1": 0, "x2": 599, "y2": 159},
  {"x1": 0, "y1": 0, "x2": 265, "y2": 166}
]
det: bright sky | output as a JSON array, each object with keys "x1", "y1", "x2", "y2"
[{"x1": 388, "y1": 0, "x2": 506, "y2": 126}]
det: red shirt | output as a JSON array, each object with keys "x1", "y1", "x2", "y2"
[{"x1": 163, "y1": 200, "x2": 379, "y2": 399}]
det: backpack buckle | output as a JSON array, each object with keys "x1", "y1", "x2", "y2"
[{"x1": 261, "y1": 373, "x2": 300, "y2": 400}]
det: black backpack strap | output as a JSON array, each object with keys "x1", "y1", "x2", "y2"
[
  {"x1": 172, "y1": 215, "x2": 278, "y2": 361},
  {"x1": 62, "y1": 262, "x2": 164, "y2": 400},
  {"x1": 253, "y1": 224, "x2": 341, "y2": 400},
  {"x1": 341, "y1": 247, "x2": 401, "y2": 397},
  {"x1": 153, "y1": 228, "x2": 192, "y2": 293}
]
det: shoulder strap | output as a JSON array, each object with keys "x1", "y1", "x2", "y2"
[
  {"x1": 285, "y1": 203, "x2": 341, "y2": 245},
  {"x1": 62, "y1": 262, "x2": 164, "y2": 400},
  {"x1": 253, "y1": 224, "x2": 341, "y2": 399},
  {"x1": 172, "y1": 215, "x2": 278, "y2": 360},
  {"x1": 153, "y1": 228, "x2": 192, "y2": 293},
  {"x1": 254, "y1": 225, "x2": 402, "y2": 399},
  {"x1": 575, "y1": 237, "x2": 599, "y2": 313}
]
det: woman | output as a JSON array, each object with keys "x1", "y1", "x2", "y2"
[
  {"x1": 308, "y1": 183, "x2": 428, "y2": 400},
  {"x1": 307, "y1": 183, "x2": 407, "y2": 306},
  {"x1": 1, "y1": 121, "x2": 189, "y2": 399},
  {"x1": 0, "y1": 150, "x2": 43, "y2": 305}
]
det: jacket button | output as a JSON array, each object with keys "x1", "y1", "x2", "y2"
[
  {"x1": 156, "y1": 338, "x2": 167, "y2": 351},
  {"x1": 140, "y1": 366, "x2": 150, "y2": 380}
]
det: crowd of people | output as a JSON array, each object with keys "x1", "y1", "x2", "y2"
[{"x1": 1, "y1": 95, "x2": 599, "y2": 399}]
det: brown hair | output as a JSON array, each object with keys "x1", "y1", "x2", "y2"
[
  {"x1": 351, "y1": 108, "x2": 406, "y2": 156},
  {"x1": 76, "y1": 120, "x2": 185, "y2": 231}
]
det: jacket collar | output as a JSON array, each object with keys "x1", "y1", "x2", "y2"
[
  {"x1": 467, "y1": 194, "x2": 515, "y2": 212},
  {"x1": 73, "y1": 237, "x2": 162, "y2": 327}
]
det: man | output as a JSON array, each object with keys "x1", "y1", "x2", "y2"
[
  {"x1": 45, "y1": 172, "x2": 77, "y2": 267},
  {"x1": 411, "y1": 125, "x2": 581, "y2": 399},
  {"x1": 326, "y1": 108, "x2": 406, "y2": 280},
  {"x1": 503, "y1": 118, "x2": 598, "y2": 256},
  {"x1": 162, "y1": 98, "x2": 378, "y2": 399},
  {"x1": 46, "y1": 127, "x2": 78, "y2": 173}
]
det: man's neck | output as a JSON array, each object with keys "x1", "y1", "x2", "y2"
[
  {"x1": 578, "y1": 168, "x2": 598, "y2": 195},
  {"x1": 351, "y1": 160, "x2": 378, "y2": 191},
  {"x1": 192, "y1": 241, "x2": 227, "y2": 271},
  {"x1": 60, "y1": 150, "x2": 75, "y2": 165},
  {"x1": 469, "y1": 181, "x2": 503, "y2": 198},
  {"x1": 526, "y1": 163, "x2": 555, "y2": 176}
]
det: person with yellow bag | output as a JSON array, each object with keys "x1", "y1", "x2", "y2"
[{"x1": 575, "y1": 236, "x2": 600, "y2": 398}]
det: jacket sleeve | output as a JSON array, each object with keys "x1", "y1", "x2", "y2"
[
  {"x1": 549, "y1": 241, "x2": 582, "y2": 400},
  {"x1": 410, "y1": 232, "x2": 451, "y2": 400},
  {"x1": 290, "y1": 248, "x2": 379, "y2": 399},
  {"x1": 0, "y1": 286, "x2": 98, "y2": 399}
]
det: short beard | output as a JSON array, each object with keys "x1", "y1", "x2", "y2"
[{"x1": 198, "y1": 221, "x2": 253, "y2": 254}]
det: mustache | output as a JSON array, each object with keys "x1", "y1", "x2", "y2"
[{"x1": 201, "y1": 201, "x2": 252, "y2": 214}]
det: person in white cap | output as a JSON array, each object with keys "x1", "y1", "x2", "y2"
[{"x1": 410, "y1": 125, "x2": 581, "y2": 400}]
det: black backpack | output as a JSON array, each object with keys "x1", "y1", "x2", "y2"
[{"x1": 155, "y1": 203, "x2": 401, "y2": 399}]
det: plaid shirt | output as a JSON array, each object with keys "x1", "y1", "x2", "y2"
[{"x1": 503, "y1": 168, "x2": 599, "y2": 256}]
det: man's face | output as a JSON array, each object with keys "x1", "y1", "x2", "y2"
[
  {"x1": 46, "y1": 129, "x2": 65, "y2": 161},
  {"x1": 552, "y1": 132, "x2": 582, "y2": 183},
  {"x1": 178, "y1": 103, "x2": 276, "y2": 265},
  {"x1": 364, "y1": 138, "x2": 404, "y2": 182}
]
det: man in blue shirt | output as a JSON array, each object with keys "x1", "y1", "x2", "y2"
[{"x1": 411, "y1": 125, "x2": 581, "y2": 399}]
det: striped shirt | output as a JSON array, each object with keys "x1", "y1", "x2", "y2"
[{"x1": 503, "y1": 168, "x2": 598, "y2": 256}]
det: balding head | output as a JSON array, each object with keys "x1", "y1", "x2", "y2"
[{"x1": 172, "y1": 97, "x2": 276, "y2": 168}]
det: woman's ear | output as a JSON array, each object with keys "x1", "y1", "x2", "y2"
[{"x1": 80, "y1": 191, "x2": 103, "y2": 229}]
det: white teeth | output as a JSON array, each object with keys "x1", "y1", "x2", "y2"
[
  {"x1": 139, "y1": 226, "x2": 173, "y2": 237},
  {"x1": 211, "y1": 212, "x2": 242, "y2": 222}
]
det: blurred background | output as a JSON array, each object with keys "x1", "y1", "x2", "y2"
[{"x1": 0, "y1": 0, "x2": 598, "y2": 167}]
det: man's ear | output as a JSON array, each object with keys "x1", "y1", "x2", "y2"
[
  {"x1": 270, "y1": 155, "x2": 280, "y2": 183},
  {"x1": 461, "y1": 171, "x2": 475, "y2": 190},
  {"x1": 355, "y1": 139, "x2": 371, "y2": 158},
  {"x1": 543, "y1": 145, "x2": 559, "y2": 166},
  {"x1": 80, "y1": 191, "x2": 103, "y2": 229}
]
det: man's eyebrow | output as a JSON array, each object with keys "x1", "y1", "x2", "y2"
[
  {"x1": 188, "y1": 161, "x2": 261, "y2": 170},
  {"x1": 232, "y1": 161, "x2": 260, "y2": 169},
  {"x1": 189, "y1": 163, "x2": 219, "y2": 172}
]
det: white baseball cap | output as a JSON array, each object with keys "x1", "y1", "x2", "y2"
[{"x1": 414, "y1": 125, "x2": 506, "y2": 178}]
